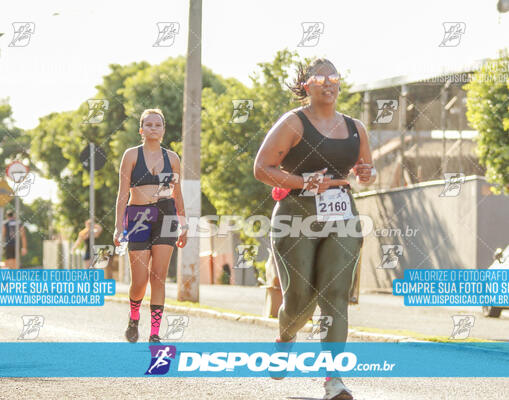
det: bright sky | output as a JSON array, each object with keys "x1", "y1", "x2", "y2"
[{"x1": 1, "y1": 0, "x2": 508, "y2": 203}]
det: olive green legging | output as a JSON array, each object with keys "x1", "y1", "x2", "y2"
[{"x1": 271, "y1": 191, "x2": 363, "y2": 343}]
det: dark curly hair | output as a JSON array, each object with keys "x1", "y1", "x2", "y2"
[{"x1": 288, "y1": 58, "x2": 338, "y2": 102}]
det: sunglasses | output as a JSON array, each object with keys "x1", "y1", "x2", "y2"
[{"x1": 306, "y1": 73, "x2": 341, "y2": 85}]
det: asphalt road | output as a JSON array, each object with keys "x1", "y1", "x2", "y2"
[
  {"x1": 117, "y1": 282, "x2": 509, "y2": 340},
  {"x1": 1, "y1": 301, "x2": 509, "y2": 399}
]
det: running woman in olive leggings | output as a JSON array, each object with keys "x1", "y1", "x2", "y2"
[
  {"x1": 114, "y1": 108, "x2": 188, "y2": 343},
  {"x1": 254, "y1": 59, "x2": 375, "y2": 400}
]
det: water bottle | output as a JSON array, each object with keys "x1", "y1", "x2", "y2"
[{"x1": 115, "y1": 229, "x2": 128, "y2": 255}]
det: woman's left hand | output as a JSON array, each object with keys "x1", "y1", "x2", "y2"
[{"x1": 176, "y1": 229, "x2": 187, "y2": 248}]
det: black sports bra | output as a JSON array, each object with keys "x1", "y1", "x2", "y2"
[
  {"x1": 280, "y1": 110, "x2": 360, "y2": 180},
  {"x1": 130, "y1": 145, "x2": 173, "y2": 187}
]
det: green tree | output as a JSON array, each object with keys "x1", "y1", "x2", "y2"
[
  {"x1": 465, "y1": 50, "x2": 509, "y2": 194},
  {"x1": 1, "y1": 99, "x2": 52, "y2": 267},
  {"x1": 26, "y1": 51, "x2": 361, "y2": 261},
  {"x1": 28, "y1": 57, "x2": 226, "y2": 242},
  {"x1": 201, "y1": 49, "x2": 361, "y2": 218},
  {"x1": 0, "y1": 99, "x2": 31, "y2": 170}
]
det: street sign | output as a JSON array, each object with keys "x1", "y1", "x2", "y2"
[
  {"x1": 80, "y1": 144, "x2": 107, "y2": 170},
  {"x1": 0, "y1": 178, "x2": 14, "y2": 207},
  {"x1": 6, "y1": 161, "x2": 29, "y2": 183}
]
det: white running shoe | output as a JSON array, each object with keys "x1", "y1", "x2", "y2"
[
  {"x1": 270, "y1": 336, "x2": 296, "y2": 380},
  {"x1": 323, "y1": 377, "x2": 353, "y2": 400}
]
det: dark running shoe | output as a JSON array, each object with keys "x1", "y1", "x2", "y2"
[
  {"x1": 125, "y1": 318, "x2": 139, "y2": 343},
  {"x1": 149, "y1": 334, "x2": 161, "y2": 343}
]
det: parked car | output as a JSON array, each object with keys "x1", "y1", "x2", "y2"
[{"x1": 482, "y1": 245, "x2": 509, "y2": 318}]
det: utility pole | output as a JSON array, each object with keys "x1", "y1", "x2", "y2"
[
  {"x1": 177, "y1": 0, "x2": 202, "y2": 302},
  {"x1": 458, "y1": 92, "x2": 466, "y2": 174},
  {"x1": 399, "y1": 85, "x2": 408, "y2": 186},
  {"x1": 440, "y1": 82, "x2": 450, "y2": 175},
  {"x1": 5, "y1": 162, "x2": 29, "y2": 269},
  {"x1": 89, "y1": 142, "x2": 95, "y2": 266},
  {"x1": 15, "y1": 195, "x2": 20, "y2": 268}
]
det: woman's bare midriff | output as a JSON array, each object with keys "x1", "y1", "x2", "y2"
[{"x1": 128, "y1": 186, "x2": 173, "y2": 206}]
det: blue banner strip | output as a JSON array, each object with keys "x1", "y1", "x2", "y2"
[
  {"x1": 393, "y1": 269, "x2": 509, "y2": 306},
  {"x1": 2, "y1": 342, "x2": 509, "y2": 377},
  {"x1": 0, "y1": 269, "x2": 115, "y2": 306}
]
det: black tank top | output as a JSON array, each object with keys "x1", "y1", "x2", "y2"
[
  {"x1": 280, "y1": 110, "x2": 360, "y2": 180},
  {"x1": 130, "y1": 145, "x2": 173, "y2": 187},
  {"x1": 3, "y1": 220, "x2": 21, "y2": 247}
]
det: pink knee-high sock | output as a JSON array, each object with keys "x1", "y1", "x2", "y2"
[
  {"x1": 129, "y1": 298, "x2": 142, "y2": 320},
  {"x1": 150, "y1": 305, "x2": 164, "y2": 336}
]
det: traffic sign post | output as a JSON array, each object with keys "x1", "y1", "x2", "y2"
[
  {"x1": 0, "y1": 178, "x2": 14, "y2": 266},
  {"x1": 6, "y1": 161, "x2": 29, "y2": 269},
  {"x1": 80, "y1": 144, "x2": 106, "y2": 171},
  {"x1": 0, "y1": 207, "x2": 2, "y2": 266},
  {"x1": 80, "y1": 143, "x2": 106, "y2": 266},
  {"x1": 89, "y1": 143, "x2": 95, "y2": 264}
]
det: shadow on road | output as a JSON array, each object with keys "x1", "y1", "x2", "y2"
[{"x1": 287, "y1": 397, "x2": 321, "y2": 400}]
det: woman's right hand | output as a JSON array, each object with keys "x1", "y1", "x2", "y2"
[{"x1": 113, "y1": 226, "x2": 123, "y2": 247}]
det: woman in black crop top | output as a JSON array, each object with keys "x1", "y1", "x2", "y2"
[
  {"x1": 113, "y1": 108, "x2": 188, "y2": 344},
  {"x1": 254, "y1": 59, "x2": 375, "y2": 399}
]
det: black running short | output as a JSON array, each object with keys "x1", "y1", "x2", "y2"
[
  {"x1": 124, "y1": 198, "x2": 179, "y2": 251},
  {"x1": 4, "y1": 245, "x2": 15, "y2": 260}
]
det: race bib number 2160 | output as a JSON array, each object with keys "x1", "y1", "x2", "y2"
[{"x1": 315, "y1": 188, "x2": 354, "y2": 222}]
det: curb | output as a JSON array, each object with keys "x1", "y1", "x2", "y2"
[{"x1": 106, "y1": 296, "x2": 422, "y2": 343}]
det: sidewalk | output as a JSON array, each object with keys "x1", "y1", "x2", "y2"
[
  {"x1": 115, "y1": 282, "x2": 264, "y2": 315},
  {"x1": 114, "y1": 282, "x2": 509, "y2": 342}
]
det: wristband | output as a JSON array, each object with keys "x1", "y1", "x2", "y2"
[
  {"x1": 180, "y1": 224, "x2": 189, "y2": 231},
  {"x1": 370, "y1": 167, "x2": 377, "y2": 177}
]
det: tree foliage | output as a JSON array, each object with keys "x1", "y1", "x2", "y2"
[
  {"x1": 26, "y1": 50, "x2": 361, "y2": 245},
  {"x1": 465, "y1": 50, "x2": 509, "y2": 194},
  {"x1": 201, "y1": 49, "x2": 361, "y2": 218},
  {"x1": 0, "y1": 99, "x2": 31, "y2": 168},
  {"x1": 28, "y1": 58, "x2": 226, "y2": 241}
]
